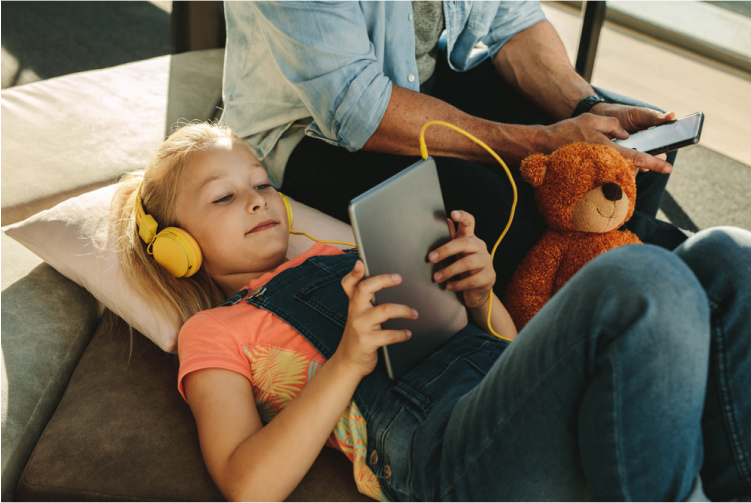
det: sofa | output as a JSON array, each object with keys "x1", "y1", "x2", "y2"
[{"x1": 1, "y1": 48, "x2": 371, "y2": 502}]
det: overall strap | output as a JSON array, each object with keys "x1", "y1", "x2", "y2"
[{"x1": 242, "y1": 254, "x2": 394, "y2": 421}]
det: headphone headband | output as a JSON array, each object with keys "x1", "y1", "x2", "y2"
[{"x1": 135, "y1": 182, "x2": 159, "y2": 245}]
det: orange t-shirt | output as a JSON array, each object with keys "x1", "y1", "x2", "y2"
[{"x1": 178, "y1": 243, "x2": 383, "y2": 501}]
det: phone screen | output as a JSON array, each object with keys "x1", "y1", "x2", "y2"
[{"x1": 613, "y1": 112, "x2": 703, "y2": 154}]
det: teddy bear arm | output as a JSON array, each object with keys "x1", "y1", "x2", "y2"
[
  {"x1": 620, "y1": 229, "x2": 642, "y2": 245},
  {"x1": 503, "y1": 233, "x2": 566, "y2": 329}
]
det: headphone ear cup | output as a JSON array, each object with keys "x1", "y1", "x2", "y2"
[{"x1": 151, "y1": 227, "x2": 203, "y2": 278}]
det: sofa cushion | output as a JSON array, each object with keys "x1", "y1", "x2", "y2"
[
  {"x1": 15, "y1": 312, "x2": 370, "y2": 502},
  {"x1": 1, "y1": 49, "x2": 224, "y2": 227},
  {"x1": 1, "y1": 234, "x2": 100, "y2": 501}
]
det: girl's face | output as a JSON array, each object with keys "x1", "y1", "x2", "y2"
[{"x1": 174, "y1": 138, "x2": 289, "y2": 292}]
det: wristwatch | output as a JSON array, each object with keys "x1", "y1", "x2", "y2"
[{"x1": 572, "y1": 94, "x2": 607, "y2": 117}]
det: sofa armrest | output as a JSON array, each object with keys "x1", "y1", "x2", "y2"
[{"x1": 1, "y1": 234, "x2": 100, "y2": 501}]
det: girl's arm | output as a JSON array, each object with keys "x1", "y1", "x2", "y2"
[
  {"x1": 466, "y1": 291, "x2": 518, "y2": 342},
  {"x1": 429, "y1": 210, "x2": 518, "y2": 341},
  {"x1": 184, "y1": 265, "x2": 415, "y2": 502},
  {"x1": 184, "y1": 356, "x2": 359, "y2": 502}
]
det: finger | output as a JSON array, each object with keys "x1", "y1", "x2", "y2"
[
  {"x1": 351, "y1": 273, "x2": 403, "y2": 310},
  {"x1": 450, "y1": 210, "x2": 475, "y2": 238},
  {"x1": 429, "y1": 236, "x2": 484, "y2": 263},
  {"x1": 586, "y1": 113, "x2": 629, "y2": 140},
  {"x1": 362, "y1": 303, "x2": 418, "y2": 327},
  {"x1": 434, "y1": 254, "x2": 486, "y2": 282},
  {"x1": 646, "y1": 108, "x2": 676, "y2": 126},
  {"x1": 447, "y1": 218, "x2": 456, "y2": 240},
  {"x1": 373, "y1": 329, "x2": 413, "y2": 347},
  {"x1": 628, "y1": 108, "x2": 672, "y2": 130},
  {"x1": 341, "y1": 260, "x2": 365, "y2": 299},
  {"x1": 447, "y1": 272, "x2": 495, "y2": 293},
  {"x1": 612, "y1": 144, "x2": 673, "y2": 174},
  {"x1": 633, "y1": 153, "x2": 665, "y2": 176}
]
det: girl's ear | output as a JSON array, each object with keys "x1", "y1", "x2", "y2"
[{"x1": 520, "y1": 153, "x2": 548, "y2": 188}]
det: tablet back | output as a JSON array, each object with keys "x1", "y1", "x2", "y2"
[{"x1": 348, "y1": 157, "x2": 468, "y2": 380}]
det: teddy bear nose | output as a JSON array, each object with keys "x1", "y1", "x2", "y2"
[{"x1": 602, "y1": 183, "x2": 623, "y2": 201}]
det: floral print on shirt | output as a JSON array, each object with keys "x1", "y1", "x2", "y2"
[{"x1": 245, "y1": 344, "x2": 384, "y2": 501}]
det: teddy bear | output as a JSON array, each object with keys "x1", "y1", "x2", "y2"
[{"x1": 502, "y1": 141, "x2": 642, "y2": 330}]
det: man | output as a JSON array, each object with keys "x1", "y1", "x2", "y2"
[{"x1": 221, "y1": 1, "x2": 685, "y2": 291}]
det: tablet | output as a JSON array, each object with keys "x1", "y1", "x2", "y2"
[{"x1": 348, "y1": 157, "x2": 468, "y2": 380}]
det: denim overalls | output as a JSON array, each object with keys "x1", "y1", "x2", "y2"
[{"x1": 224, "y1": 253, "x2": 509, "y2": 501}]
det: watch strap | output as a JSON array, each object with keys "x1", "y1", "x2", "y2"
[{"x1": 572, "y1": 94, "x2": 607, "y2": 117}]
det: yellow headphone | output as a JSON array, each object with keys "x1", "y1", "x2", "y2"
[
  {"x1": 135, "y1": 182, "x2": 206, "y2": 278},
  {"x1": 135, "y1": 182, "x2": 352, "y2": 278}
]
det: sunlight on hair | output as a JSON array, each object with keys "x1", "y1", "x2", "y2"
[{"x1": 110, "y1": 122, "x2": 243, "y2": 336}]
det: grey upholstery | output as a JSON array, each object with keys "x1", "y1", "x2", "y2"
[
  {"x1": 1, "y1": 235, "x2": 100, "y2": 501},
  {"x1": 15, "y1": 313, "x2": 369, "y2": 502}
]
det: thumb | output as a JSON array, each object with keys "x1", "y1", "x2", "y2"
[
  {"x1": 341, "y1": 260, "x2": 365, "y2": 299},
  {"x1": 447, "y1": 218, "x2": 457, "y2": 240},
  {"x1": 638, "y1": 108, "x2": 676, "y2": 128}
]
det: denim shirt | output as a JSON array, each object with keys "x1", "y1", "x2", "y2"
[{"x1": 221, "y1": 1, "x2": 547, "y2": 187}]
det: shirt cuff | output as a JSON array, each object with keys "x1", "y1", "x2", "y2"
[
  {"x1": 485, "y1": 4, "x2": 548, "y2": 61},
  {"x1": 330, "y1": 62, "x2": 393, "y2": 152}
]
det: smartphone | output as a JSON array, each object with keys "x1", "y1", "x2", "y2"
[{"x1": 612, "y1": 112, "x2": 704, "y2": 155}]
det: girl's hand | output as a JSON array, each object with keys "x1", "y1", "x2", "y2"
[
  {"x1": 429, "y1": 210, "x2": 495, "y2": 310},
  {"x1": 336, "y1": 260, "x2": 417, "y2": 378}
]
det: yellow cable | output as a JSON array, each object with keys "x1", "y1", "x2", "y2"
[
  {"x1": 282, "y1": 191, "x2": 357, "y2": 247},
  {"x1": 419, "y1": 121, "x2": 517, "y2": 342},
  {"x1": 290, "y1": 230, "x2": 356, "y2": 248}
]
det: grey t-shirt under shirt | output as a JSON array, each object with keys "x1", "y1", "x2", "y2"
[{"x1": 412, "y1": 1, "x2": 445, "y2": 85}]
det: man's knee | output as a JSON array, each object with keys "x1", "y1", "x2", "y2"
[
  {"x1": 676, "y1": 226, "x2": 751, "y2": 264},
  {"x1": 581, "y1": 244, "x2": 702, "y2": 300},
  {"x1": 576, "y1": 245, "x2": 710, "y2": 369},
  {"x1": 674, "y1": 226, "x2": 751, "y2": 287}
]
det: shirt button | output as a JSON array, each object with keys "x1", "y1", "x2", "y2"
[
  {"x1": 408, "y1": 12, "x2": 413, "y2": 21},
  {"x1": 408, "y1": 74, "x2": 415, "y2": 83},
  {"x1": 369, "y1": 450, "x2": 378, "y2": 466},
  {"x1": 383, "y1": 464, "x2": 392, "y2": 480},
  {"x1": 305, "y1": 130, "x2": 313, "y2": 136}
]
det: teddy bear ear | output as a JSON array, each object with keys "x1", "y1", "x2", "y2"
[{"x1": 520, "y1": 153, "x2": 548, "y2": 188}]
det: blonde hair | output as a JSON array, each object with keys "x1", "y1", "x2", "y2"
[{"x1": 111, "y1": 121, "x2": 254, "y2": 327}]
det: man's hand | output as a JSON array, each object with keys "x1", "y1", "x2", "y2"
[
  {"x1": 591, "y1": 102, "x2": 673, "y2": 173},
  {"x1": 591, "y1": 102, "x2": 676, "y2": 134},
  {"x1": 541, "y1": 112, "x2": 673, "y2": 174}
]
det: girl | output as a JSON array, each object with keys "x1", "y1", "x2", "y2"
[{"x1": 113, "y1": 122, "x2": 751, "y2": 502}]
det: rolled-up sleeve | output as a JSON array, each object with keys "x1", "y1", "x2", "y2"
[
  {"x1": 483, "y1": 1, "x2": 548, "y2": 60},
  {"x1": 251, "y1": 2, "x2": 392, "y2": 151}
]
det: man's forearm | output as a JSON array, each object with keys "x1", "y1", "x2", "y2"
[
  {"x1": 494, "y1": 20, "x2": 595, "y2": 121},
  {"x1": 362, "y1": 84, "x2": 546, "y2": 166}
]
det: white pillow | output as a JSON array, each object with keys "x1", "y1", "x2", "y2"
[{"x1": 3, "y1": 184, "x2": 356, "y2": 353}]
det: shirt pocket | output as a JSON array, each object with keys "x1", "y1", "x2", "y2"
[{"x1": 294, "y1": 269, "x2": 352, "y2": 329}]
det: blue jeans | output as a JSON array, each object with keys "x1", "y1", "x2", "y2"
[
  {"x1": 388, "y1": 227, "x2": 750, "y2": 501},
  {"x1": 242, "y1": 228, "x2": 750, "y2": 501}
]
